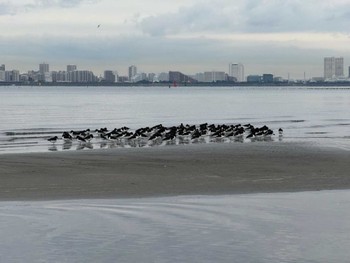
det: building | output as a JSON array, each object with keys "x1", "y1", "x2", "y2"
[
  {"x1": 148, "y1": 73, "x2": 156, "y2": 82},
  {"x1": 247, "y1": 75, "x2": 262, "y2": 83},
  {"x1": 324, "y1": 57, "x2": 344, "y2": 79},
  {"x1": 131, "y1": 73, "x2": 148, "y2": 82},
  {"x1": 68, "y1": 70, "x2": 96, "y2": 83},
  {"x1": 67, "y1": 65, "x2": 77, "y2": 72},
  {"x1": 128, "y1": 65, "x2": 137, "y2": 81},
  {"x1": 0, "y1": 70, "x2": 5, "y2": 81},
  {"x1": 157, "y1": 72, "x2": 169, "y2": 82},
  {"x1": 104, "y1": 70, "x2": 116, "y2": 83},
  {"x1": 229, "y1": 63, "x2": 244, "y2": 82},
  {"x1": 169, "y1": 71, "x2": 197, "y2": 83},
  {"x1": 262, "y1": 74, "x2": 274, "y2": 83},
  {"x1": 0, "y1": 64, "x2": 5, "y2": 71},
  {"x1": 5, "y1": 70, "x2": 20, "y2": 82},
  {"x1": 203, "y1": 71, "x2": 226, "y2": 82},
  {"x1": 52, "y1": 71, "x2": 68, "y2": 82},
  {"x1": 39, "y1": 62, "x2": 49, "y2": 74}
]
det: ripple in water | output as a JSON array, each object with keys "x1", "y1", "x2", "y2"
[{"x1": 0, "y1": 191, "x2": 350, "y2": 262}]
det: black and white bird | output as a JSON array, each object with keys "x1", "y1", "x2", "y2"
[
  {"x1": 47, "y1": 136, "x2": 58, "y2": 143},
  {"x1": 278, "y1": 128, "x2": 283, "y2": 135}
]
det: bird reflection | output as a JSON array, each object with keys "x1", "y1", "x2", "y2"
[
  {"x1": 63, "y1": 140, "x2": 73, "y2": 150},
  {"x1": 48, "y1": 145, "x2": 57, "y2": 151}
]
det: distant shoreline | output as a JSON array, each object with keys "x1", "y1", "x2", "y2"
[
  {"x1": 1, "y1": 142, "x2": 349, "y2": 201},
  {"x1": 2, "y1": 81, "x2": 350, "y2": 87}
]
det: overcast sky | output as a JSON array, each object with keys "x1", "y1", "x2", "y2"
[{"x1": 1, "y1": 0, "x2": 350, "y2": 78}]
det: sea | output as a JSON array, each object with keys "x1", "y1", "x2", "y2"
[
  {"x1": 0, "y1": 85, "x2": 349, "y2": 153},
  {"x1": 1, "y1": 85, "x2": 350, "y2": 262}
]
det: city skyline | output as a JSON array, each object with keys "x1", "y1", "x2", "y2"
[{"x1": 1, "y1": 1, "x2": 350, "y2": 78}]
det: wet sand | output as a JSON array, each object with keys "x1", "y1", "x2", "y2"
[{"x1": 0, "y1": 142, "x2": 349, "y2": 201}]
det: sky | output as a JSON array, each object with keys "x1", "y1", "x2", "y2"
[{"x1": 1, "y1": 0, "x2": 350, "y2": 78}]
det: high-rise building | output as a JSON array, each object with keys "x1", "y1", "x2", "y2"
[
  {"x1": 67, "y1": 65, "x2": 77, "y2": 72},
  {"x1": 324, "y1": 57, "x2": 344, "y2": 79},
  {"x1": 39, "y1": 62, "x2": 49, "y2": 74},
  {"x1": 229, "y1": 63, "x2": 244, "y2": 82},
  {"x1": 0, "y1": 64, "x2": 5, "y2": 71},
  {"x1": 128, "y1": 65, "x2": 137, "y2": 81}
]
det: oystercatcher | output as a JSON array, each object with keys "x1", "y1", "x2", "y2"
[{"x1": 47, "y1": 136, "x2": 58, "y2": 143}]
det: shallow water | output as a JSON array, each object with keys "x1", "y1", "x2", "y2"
[
  {"x1": 0, "y1": 86, "x2": 350, "y2": 153},
  {"x1": 0, "y1": 190, "x2": 349, "y2": 262}
]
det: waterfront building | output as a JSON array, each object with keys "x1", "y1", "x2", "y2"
[
  {"x1": 229, "y1": 63, "x2": 244, "y2": 82},
  {"x1": 5, "y1": 70, "x2": 20, "y2": 82},
  {"x1": 194, "y1": 73, "x2": 205, "y2": 82},
  {"x1": 263, "y1": 74, "x2": 274, "y2": 83},
  {"x1": 39, "y1": 62, "x2": 49, "y2": 74},
  {"x1": 52, "y1": 71, "x2": 68, "y2": 82},
  {"x1": 157, "y1": 72, "x2": 169, "y2": 82},
  {"x1": 118, "y1": 76, "x2": 128, "y2": 83},
  {"x1": 247, "y1": 75, "x2": 262, "y2": 83},
  {"x1": 169, "y1": 71, "x2": 197, "y2": 83},
  {"x1": 203, "y1": 71, "x2": 226, "y2": 82},
  {"x1": 131, "y1": 73, "x2": 148, "y2": 82},
  {"x1": 67, "y1": 65, "x2": 77, "y2": 72},
  {"x1": 0, "y1": 70, "x2": 5, "y2": 81},
  {"x1": 0, "y1": 64, "x2": 5, "y2": 71},
  {"x1": 104, "y1": 70, "x2": 116, "y2": 83},
  {"x1": 128, "y1": 65, "x2": 137, "y2": 81},
  {"x1": 68, "y1": 70, "x2": 97, "y2": 83},
  {"x1": 148, "y1": 73, "x2": 156, "y2": 82},
  {"x1": 324, "y1": 57, "x2": 344, "y2": 79}
]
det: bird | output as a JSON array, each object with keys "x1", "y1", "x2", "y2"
[
  {"x1": 278, "y1": 128, "x2": 283, "y2": 135},
  {"x1": 47, "y1": 136, "x2": 58, "y2": 143},
  {"x1": 97, "y1": 24, "x2": 101, "y2": 28},
  {"x1": 77, "y1": 135, "x2": 87, "y2": 143},
  {"x1": 62, "y1": 132, "x2": 73, "y2": 140},
  {"x1": 84, "y1": 134, "x2": 94, "y2": 141}
]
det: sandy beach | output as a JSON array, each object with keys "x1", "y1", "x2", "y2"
[{"x1": 0, "y1": 141, "x2": 349, "y2": 201}]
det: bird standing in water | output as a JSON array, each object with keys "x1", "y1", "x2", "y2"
[{"x1": 47, "y1": 136, "x2": 58, "y2": 143}]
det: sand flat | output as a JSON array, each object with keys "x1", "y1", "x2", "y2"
[{"x1": 0, "y1": 142, "x2": 349, "y2": 201}]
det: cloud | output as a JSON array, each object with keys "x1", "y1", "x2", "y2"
[
  {"x1": 138, "y1": 0, "x2": 350, "y2": 36},
  {"x1": 0, "y1": 33, "x2": 333, "y2": 78},
  {"x1": 0, "y1": 2, "x2": 16, "y2": 15},
  {"x1": 0, "y1": 0, "x2": 97, "y2": 15},
  {"x1": 26, "y1": 0, "x2": 97, "y2": 8}
]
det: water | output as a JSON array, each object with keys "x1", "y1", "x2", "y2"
[
  {"x1": 1, "y1": 85, "x2": 350, "y2": 153},
  {"x1": 1, "y1": 86, "x2": 350, "y2": 262},
  {"x1": 0, "y1": 190, "x2": 349, "y2": 262}
]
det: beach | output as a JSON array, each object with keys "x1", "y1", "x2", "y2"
[{"x1": 1, "y1": 141, "x2": 349, "y2": 201}]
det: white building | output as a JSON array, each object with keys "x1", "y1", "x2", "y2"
[
  {"x1": 157, "y1": 72, "x2": 169, "y2": 82},
  {"x1": 324, "y1": 57, "x2": 344, "y2": 79},
  {"x1": 128, "y1": 65, "x2": 137, "y2": 81},
  {"x1": 5, "y1": 70, "x2": 20, "y2": 82},
  {"x1": 229, "y1": 63, "x2": 244, "y2": 82},
  {"x1": 203, "y1": 71, "x2": 226, "y2": 82}
]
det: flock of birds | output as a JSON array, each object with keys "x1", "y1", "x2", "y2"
[{"x1": 47, "y1": 123, "x2": 283, "y2": 146}]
